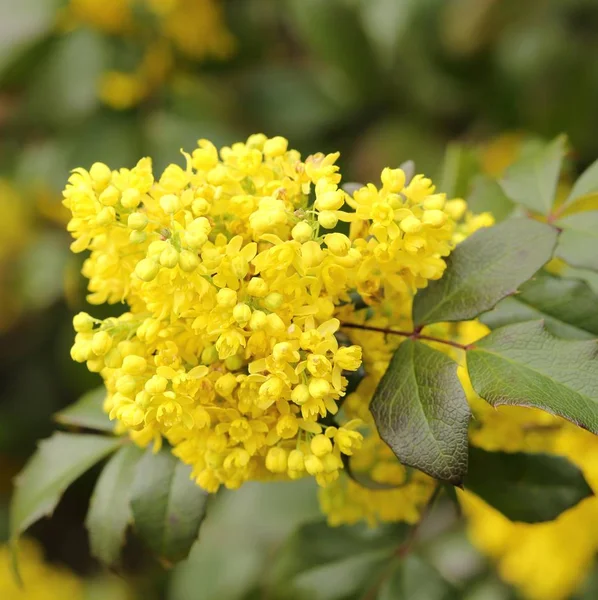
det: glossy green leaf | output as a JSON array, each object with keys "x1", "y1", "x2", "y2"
[
  {"x1": 564, "y1": 157, "x2": 598, "y2": 207},
  {"x1": 481, "y1": 271, "x2": 598, "y2": 340},
  {"x1": 55, "y1": 386, "x2": 114, "y2": 432},
  {"x1": 130, "y1": 448, "x2": 209, "y2": 562},
  {"x1": 413, "y1": 219, "x2": 558, "y2": 327},
  {"x1": 555, "y1": 211, "x2": 598, "y2": 272},
  {"x1": 500, "y1": 136, "x2": 566, "y2": 215},
  {"x1": 86, "y1": 445, "x2": 144, "y2": 565},
  {"x1": 466, "y1": 447, "x2": 593, "y2": 522},
  {"x1": 10, "y1": 433, "x2": 122, "y2": 540},
  {"x1": 467, "y1": 174, "x2": 515, "y2": 222},
  {"x1": 467, "y1": 320, "x2": 598, "y2": 434},
  {"x1": 370, "y1": 340, "x2": 470, "y2": 486}
]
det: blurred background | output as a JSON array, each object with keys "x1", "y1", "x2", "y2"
[{"x1": 2, "y1": 0, "x2": 598, "y2": 598}]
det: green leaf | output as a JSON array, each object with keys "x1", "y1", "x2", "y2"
[
  {"x1": 86, "y1": 445, "x2": 144, "y2": 565},
  {"x1": 370, "y1": 340, "x2": 470, "y2": 486},
  {"x1": 271, "y1": 519, "x2": 403, "y2": 585},
  {"x1": 564, "y1": 157, "x2": 598, "y2": 207},
  {"x1": 439, "y1": 143, "x2": 479, "y2": 199},
  {"x1": 500, "y1": 136, "x2": 566, "y2": 215},
  {"x1": 481, "y1": 271, "x2": 598, "y2": 340},
  {"x1": 55, "y1": 386, "x2": 114, "y2": 432},
  {"x1": 555, "y1": 211, "x2": 598, "y2": 272},
  {"x1": 10, "y1": 433, "x2": 122, "y2": 539},
  {"x1": 130, "y1": 447, "x2": 209, "y2": 562},
  {"x1": 467, "y1": 320, "x2": 598, "y2": 434},
  {"x1": 467, "y1": 175, "x2": 515, "y2": 222},
  {"x1": 466, "y1": 447, "x2": 593, "y2": 522},
  {"x1": 413, "y1": 218, "x2": 558, "y2": 327}
]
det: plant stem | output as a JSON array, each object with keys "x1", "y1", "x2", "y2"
[{"x1": 340, "y1": 322, "x2": 473, "y2": 351}]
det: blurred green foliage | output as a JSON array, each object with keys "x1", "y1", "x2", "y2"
[{"x1": 2, "y1": 0, "x2": 598, "y2": 598}]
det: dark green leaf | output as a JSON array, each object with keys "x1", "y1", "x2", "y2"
[
  {"x1": 467, "y1": 320, "x2": 598, "y2": 434},
  {"x1": 564, "y1": 157, "x2": 598, "y2": 207},
  {"x1": 500, "y1": 136, "x2": 566, "y2": 215},
  {"x1": 370, "y1": 340, "x2": 470, "y2": 486},
  {"x1": 555, "y1": 211, "x2": 598, "y2": 272},
  {"x1": 466, "y1": 447, "x2": 593, "y2": 522},
  {"x1": 55, "y1": 386, "x2": 114, "y2": 432},
  {"x1": 467, "y1": 175, "x2": 515, "y2": 222},
  {"x1": 413, "y1": 218, "x2": 557, "y2": 327},
  {"x1": 439, "y1": 143, "x2": 479, "y2": 199},
  {"x1": 481, "y1": 271, "x2": 598, "y2": 340},
  {"x1": 86, "y1": 445, "x2": 144, "y2": 565},
  {"x1": 271, "y1": 519, "x2": 403, "y2": 584},
  {"x1": 130, "y1": 448, "x2": 209, "y2": 562},
  {"x1": 10, "y1": 433, "x2": 122, "y2": 539}
]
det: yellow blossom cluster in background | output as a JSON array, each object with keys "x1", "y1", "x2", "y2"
[
  {"x1": 63, "y1": 133, "x2": 469, "y2": 495},
  {"x1": 0, "y1": 539, "x2": 83, "y2": 600},
  {"x1": 65, "y1": 0, "x2": 235, "y2": 109}
]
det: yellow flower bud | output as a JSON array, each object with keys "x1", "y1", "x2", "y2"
[
  {"x1": 317, "y1": 210, "x2": 338, "y2": 229},
  {"x1": 122, "y1": 355, "x2": 147, "y2": 376},
  {"x1": 265, "y1": 447, "x2": 288, "y2": 473},
  {"x1": 216, "y1": 288, "x2": 237, "y2": 308},
  {"x1": 135, "y1": 258, "x2": 159, "y2": 281},
  {"x1": 249, "y1": 310, "x2": 267, "y2": 331},
  {"x1": 145, "y1": 375, "x2": 168, "y2": 395},
  {"x1": 288, "y1": 449, "x2": 305, "y2": 472},
  {"x1": 215, "y1": 373, "x2": 238, "y2": 397},
  {"x1": 324, "y1": 233, "x2": 351, "y2": 257},
  {"x1": 116, "y1": 374, "x2": 137, "y2": 396},
  {"x1": 311, "y1": 434, "x2": 333, "y2": 457},
  {"x1": 201, "y1": 345, "x2": 219, "y2": 365},
  {"x1": 121, "y1": 188, "x2": 141, "y2": 209},
  {"x1": 304, "y1": 454, "x2": 324, "y2": 475},
  {"x1": 104, "y1": 348, "x2": 123, "y2": 368},
  {"x1": 89, "y1": 162, "x2": 112, "y2": 187},
  {"x1": 160, "y1": 193, "x2": 181, "y2": 214},
  {"x1": 422, "y1": 209, "x2": 447, "y2": 227},
  {"x1": 184, "y1": 231, "x2": 207, "y2": 249},
  {"x1": 129, "y1": 230, "x2": 147, "y2": 244},
  {"x1": 73, "y1": 312, "x2": 94, "y2": 333},
  {"x1": 233, "y1": 303, "x2": 252, "y2": 325},
  {"x1": 309, "y1": 378, "x2": 331, "y2": 398},
  {"x1": 96, "y1": 206, "x2": 115, "y2": 226},
  {"x1": 247, "y1": 277, "x2": 268, "y2": 297},
  {"x1": 315, "y1": 190, "x2": 344, "y2": 211},
  {"x1": 91, "y1": 330, "x2": 112, "y2": 356},
  {"x1": 423, "y1": 194, "x2": 446, "y2": 210},
  {"x1": 263, "y1": 136, "x2": 288, "y2": 157},
  {"x1": 291, "y1": 221, "x2": 313, "y2": 243},
  {"x1": 445, "y1": 198, "x2": 467, "y2": 220},
  {"x1": 266, "y1": 313, "x2": 286, "y2": 336},
  {"x1": 263, "y1": 292, "x2": 283, "y2": 311},
  {"x1": 399, "y1": 215, "x2": 422, "y2": 234},
  {"x1": 179, "y1": 250, "x2": 199, "y2": 272},
  {"x1": 334, "y1": 346, "x2": 362, "y2": 370},
  {"x1": 381, "y1": 167, "x2": 406, "y2": 192},
  {"x1": 224, "y1": 354, "x2": 244, "y2": 371},
  {"x1": 291, "y1": 384, "x2": 310, "y2": 405},
  {"x1": 160, "y1": 245, "x2": 179, "y2": 268},
  {"x1": 135, "y1": 390, "x2": 152, "y2": 409},
  {"x1": 99, "y1": 185, "x2": 119, "y2": 206},
  {"x1": 128, "y1": 212, "x2": 148, "y2": 230}
]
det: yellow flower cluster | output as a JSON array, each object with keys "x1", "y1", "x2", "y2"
[
  {"x1": 1, "y1": 539, "x2": 83, "y2": 600},
  {"x1": 65, "y1": 0, "x2": 234, "y2": 109},
  {"x1": 64, "y1": 134, "x2": 464, "y2": 494}
]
